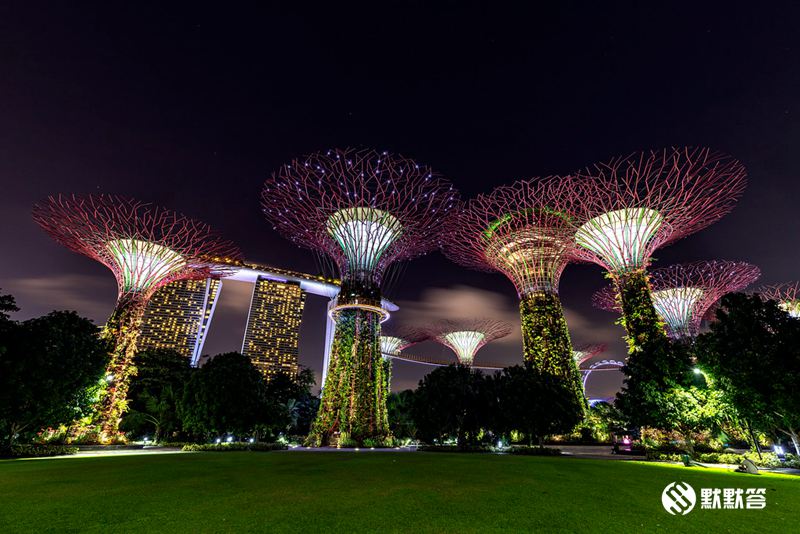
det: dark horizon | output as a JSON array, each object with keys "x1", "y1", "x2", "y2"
[{"x1": 3, "y1": 2, "x2": 799, "y2": 396}]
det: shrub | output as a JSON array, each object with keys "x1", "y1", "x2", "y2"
[
  {"x1": 8, "y1": 444, "x2": 78, "y2": 458},
  {"x1": 181, "y1": 442, "x2": 287, "y2": 452},
  {"x1": 506, "y1": 445, "x2": 562, "y2": 456}
]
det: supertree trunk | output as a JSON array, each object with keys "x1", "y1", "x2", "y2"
[
  {"x1": 310, "y1": 308, "x2": 390, "y2": 446},
  {"x1": 614, "y1": 269, "x2": 667, "y2": 353},
  {"x1": 520, "y1": 291, "x2": 584, "y2": 402},
  {"x1": 96, "y1": 293, "x2": 147, "y2": 441}
]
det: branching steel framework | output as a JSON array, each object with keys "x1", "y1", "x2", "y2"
[
  {"x1": 379, "y1": 326, "x2": 428, "y2": 394},
  {"x1": 568, "y1": 147, "x2": 747, "y2": 351},
  {"x1": 760, "y1": 282, "x2": 800, "y2": 318},
  {"x1": 32, "y1": 194, "x2": 240, "y2": 441},
  {"x1": 442, "y1": 177, "x2": 584, "y2": 397},
  {"x1": 262, "y1": 148, "x2": 458, "y2": 445},
  {"x1": 573, "y1": 343, "x2": 607, "y2": 367},
  {"x1": 426, "y1": 319, "x2": 511, "y2": 366},
  {"x1": 594, "y1": 261, "x2": 760, "y2": 339}
]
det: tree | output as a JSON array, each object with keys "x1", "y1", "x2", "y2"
[
  {"x1": 695, "y1": 293, "x2": 800, "y2": 454},
  {"x1": 412, "y1": 365, "x2": 491, "y2": 448},
  {"x1": 179, "y1": 352, "x2": 271, "y2": 439},
  {"x1": 497, "y1": 364, "x2": 584, "y2": 446},
  {"x1": 0, "y1": 310, "x2": 109, "y2": 452},
  {"x1": 263, "y1": 367, "x2": 318, "y2": 438},
  {"x1": 615, "y1": 333, "x2": 693, "y2": 429},
  {"x1": 120, "y1": 349, "x2": 193, "y2": 442},
  {"x1": 387, "y1": 389, "x2": 416, "y2": 440}
]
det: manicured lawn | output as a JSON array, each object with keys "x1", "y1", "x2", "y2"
[{"x1": 1, "y1": 452, "x2": 797, "y2": 532}]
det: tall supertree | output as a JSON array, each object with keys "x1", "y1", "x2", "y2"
[
  {"x1": 570, "y1": 147, "x2": 747, "y2": 352},
  {"x1": 593, "y1": 261, "x2": 760, "y2": 339},
  {"x1": 32, "y1": 195, "x2": 240, "y2": 441},
  {"x1": 442, "y1": 177, "x2": 584, "y2": 395},
  {"x1": 759, "y1": 282, "x2": 800, "y2": 318},
  {"x1": 262, "y1": 148, "x2": 458, "y2": 445},
  {"x1": 426, "y1": 319, "x2": 511, "y2": 366}
]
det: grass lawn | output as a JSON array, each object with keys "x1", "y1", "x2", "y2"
[{"x1": 1, "y1": 452, "x2": 798, "y2": 533}]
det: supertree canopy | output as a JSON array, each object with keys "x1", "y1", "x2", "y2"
[
  {"x1": 594, "y1": 260, "x2": 760, "y2": 339},
  {"x1": 262, "y1": 148, "x2": 458, "y2": 446},
  {"x1": 760, "y1": 282, "x2": 800, "y2": 318},
  {"x1": 573, "y1": 343, "x2": 607, "y2": 367},
  {"x1": 32, "y1": 194, "x2": 240, "y2": 441},
  {"x1": 570, "y1": 147, "x2": 747, "y2": 351},
  {"x1": 442, "y1": 177, "x2": 583, "y2": 396},
  {"x1": 379, "y1": 326, "x2": 428, "y2": 395},
  {"x1": 426, "y1": 319, "x2": 511, "y2": 366},
  {"x1": 380, "y1": 326, "x2": 428, "y2": 358}
]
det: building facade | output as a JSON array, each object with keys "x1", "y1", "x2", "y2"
[
  {"x1": 138, "y1": 278, "x2": 221, "y2": 366},
  {"x1": 241, "y1": 276, "x2": 306, "y2": 378}
]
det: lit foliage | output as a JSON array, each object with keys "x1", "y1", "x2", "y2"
[
  {"x1": 695, "y1": 293, "x2": 800, "y2": 455},
  {"x1": 427, "y1": 319, "x2": 511, "y2": 366},
  {"x1": 594, "y1": 261, "x2": 761, "y2": 339},
  {"x1": 0, "y1": 310, "x2": 109, "y2": 452},
  {"x1": 759, "y1": 282, "x2": 800, "y2": 318},
  {"x1": 32, "y1": 195, "x2": 240, "y2": 441},
  {"x1": 263, "y1": 148, "x2": 458, "y2": 446},
  {"x1": 308, "y1": 309, "x2": 391, "y2": 445},
  {"x1": 520, "y1": 292, "x2": 585, "y2": 405},
  {"x1": 614, "y1": 270, "x2": 666, "y2": 354}
]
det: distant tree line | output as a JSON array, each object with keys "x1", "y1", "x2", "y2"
[{"x1": 4, "y1": 287, "x2": 799, "y2": 456}]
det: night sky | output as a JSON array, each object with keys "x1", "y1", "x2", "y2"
[{"x1": 2, "y1": 3, "x2": 799, "y2": 396}]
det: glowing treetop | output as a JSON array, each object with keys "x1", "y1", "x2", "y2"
[
  {"x1": 32, "y1": 194, "x2": 240, "y2": 300},
  {"x1": 594, "y1": 261, "x2": 761, "y2": 338},
  {"x1": 262, "y1": 148, "x2": 458, "y2": 289},
  {"x1": 380, "y1": 326, "x2": 428, "y2": 357},
  {"x1": 443, "y1": 177, "x2": 578, "y2": 296},
  {"x1": 571, "y1": 148, "x2": 747, "y2": 274},
  {"x1": 573, "y1": 343, "x2": 607, "y2": 367},
  {"x1": 760, "y1": 282, "x2": 800, "y2": 318},
  {"x1": 428, "y1": 319, "x2": 512, "y2": 366}
]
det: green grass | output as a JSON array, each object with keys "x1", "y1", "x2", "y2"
[{"x1": 1, "y1": 452, "x2": 798, "y2": 533}]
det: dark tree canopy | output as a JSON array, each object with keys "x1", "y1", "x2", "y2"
[
  {"x1": 387, "y1": 389, "x2": 416, "y2": 441},
  {"x1": 412, "y1": 365, "x2": 493, "y2": 448},
  {"x1": 497, "y1": 364, "x2": 584, "y2": 446},
  {"x1": 0, "y1": 310, "x2": 109, "y2": 451},
  {"x1": 179, "y1": 352, "x2": 271, "y2": 439},
  {"x1": 121, "y1": 348, "x2": 193, "y2": 441}
]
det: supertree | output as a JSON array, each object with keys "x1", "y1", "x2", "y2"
[
  {"x1": 573, "y1": 343, "x2": 607, "y2": 367},
  {"x1": 442, "y1": 177, "x2": 584, "y2": 396},
  {"x1": 759, "y1": 282, "x2": 800, "y2": 318},
  {"x1": 262, "y1": 148, "x2": 458, "y2": 445},
  {"x1": 426, "y1": 319, "x2": 511, "y2": 366},
  {"x1": 379, "y1": 326, "x2": 428, "y2": 393},
  {"x1": 570, "y1": 147, "x2": 747, "y2": 352},
  {"x1": 593, "y1": 261, "x2": 760, "y2": 339},
  {"x1": 32, "y1": 194, "x2": 240, "y2": 441}
]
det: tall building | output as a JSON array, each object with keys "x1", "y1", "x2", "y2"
[
  {"x1": 241, "y1": 276, "x2": 306, "y2": 378},
  {"x1": 138, "y1": 278, "x2": 221, "y2": 366}
]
